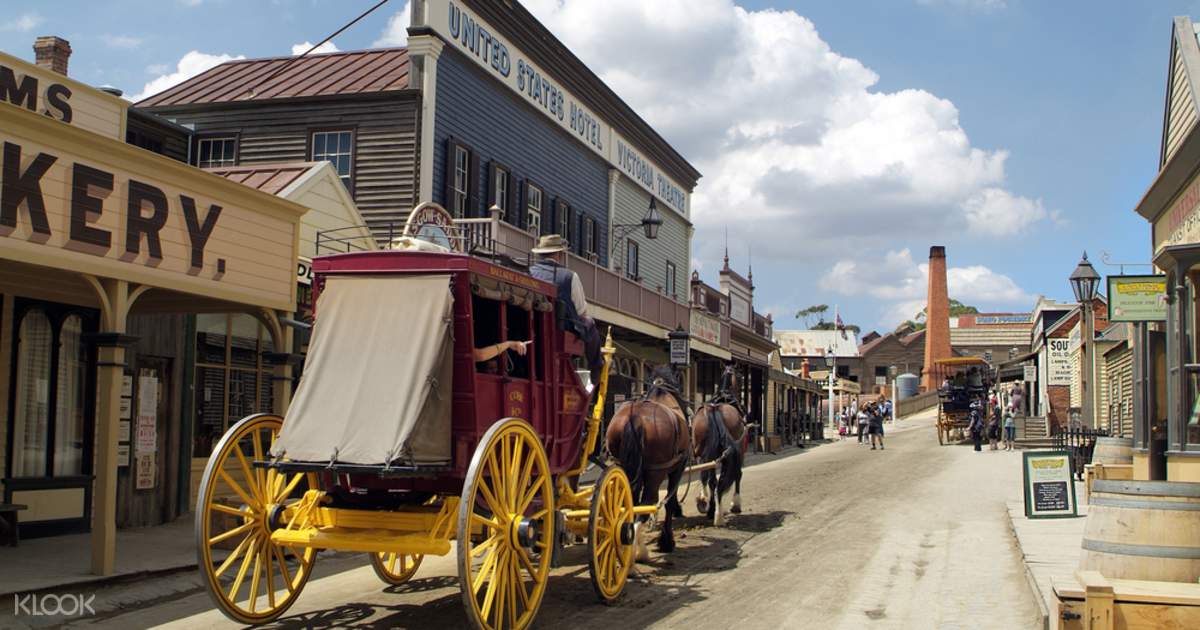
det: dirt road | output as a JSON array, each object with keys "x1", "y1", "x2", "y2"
[{"x1": 62, "y1": 409, "x2": 1040, "y2": 629}]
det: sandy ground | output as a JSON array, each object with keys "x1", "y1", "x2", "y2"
[{"x1": 41, "y1": 409, "x2": 1039, "y2": 629}]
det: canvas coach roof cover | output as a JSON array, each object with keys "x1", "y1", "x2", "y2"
[{"x1": 272, "y1": 274, "x2": 453, "y2": 465}]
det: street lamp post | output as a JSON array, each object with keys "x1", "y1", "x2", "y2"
[
  {"x1": 1069, "y1": 252, "x2": 1101, "y2": 429},
  {"x1": 889, "y1": 364, "x2": 898, "y2": 423},
  {"x1": 825, "y1": 345, "x2": 836, "y2": 435}
]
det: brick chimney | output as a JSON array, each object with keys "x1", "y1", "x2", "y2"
[
  {"x1": 33, "y1": 36, "x2": 71, "y2": 76},
  {"x1": 921, "y1": 246, "x2": 952, "y2": 390}
]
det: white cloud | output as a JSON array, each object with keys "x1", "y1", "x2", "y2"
[
  {"x1": 131, "y1": 51, "x2": 244, "y2": 102},
  {"x1": 102, "y1": 34, "x2": 143, "y2": 50},
  {"x1": 374, "y1": 1, "x2": 412, "y2": 47},
  {"x1": 521, "y1": 0, "x2": 1047, "y2": 266},
  {"x1": 291, "y1": 41, "x2": 340, "y2": 56},
  {"x1": 179, "y1": 0, "x2": 204, "y2": 6},
  {"x1": 820, "y1": 248, "x2": 1033, "y2": 326},
  {"x1": 146, "y1": 63, "x2": 169, "y2": 75},
  {"x1": 962, "y1": 188, "x2": 1049, "y2": 236},
  {"x1": 1, "y1": 13, "x2": 41, "y2": 32}
]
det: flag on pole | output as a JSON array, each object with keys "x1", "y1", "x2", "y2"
[{"x1": 836, "y1": 312, "x2": 847, "y2": 340}]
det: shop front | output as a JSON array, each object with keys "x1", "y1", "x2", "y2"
[{"x1": 0, "y1": 51, "x2": 304, "y2": 574}]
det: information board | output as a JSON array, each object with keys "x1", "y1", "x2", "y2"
[
  {"x1": 1023, "y1": 364, "x2": 1037, "y2": 382},
  {"x1": 1107, "y1": 275, "x2": 1167, "y2": 322},
  {"x1": 1022, "y1": 450, "x2": 1078, "y2": 518}
]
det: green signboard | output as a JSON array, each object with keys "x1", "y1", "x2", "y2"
[
  {"x1": 1107, "y1": 275, "x2": 1167, "y2": 322},
  {"x1": 1022, "y1": 450, "x2": 1078, "y2": 519}
]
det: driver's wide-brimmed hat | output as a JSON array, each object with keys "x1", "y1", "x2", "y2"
[{"x1": 531, "y1": 234, "x2": 569, "y2": 254}]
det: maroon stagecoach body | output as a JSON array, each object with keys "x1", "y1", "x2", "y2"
[{"x1": 306, "y1": 250, "x2": 591, "y2": 495}]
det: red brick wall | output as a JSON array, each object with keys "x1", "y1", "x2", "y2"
[{"x1": 1047, "y1": 385, "x2": 1071, "y2": 433}]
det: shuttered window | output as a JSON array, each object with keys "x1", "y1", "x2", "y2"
[{"x1": 526, "y1": 182, "x2": 543, "y2": 236}]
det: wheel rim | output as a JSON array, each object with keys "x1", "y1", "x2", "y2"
[
  {"x1": 371, "y1": 551, "x2": 424, "y2": 585},
  {"x1": 195, "y1": 414, "x2": 316, "y2": 624},
  {"x1": 588, "y1": 467, "x2": 635, "y2": 602},
  {"x1": 458, "y1": 419, "x2": 555, "y2": 630}
]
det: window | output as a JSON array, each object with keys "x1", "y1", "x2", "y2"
[
  {"x1": 625, "y1": 239, "x2": 640, "y2": 280},
  {"x1": 525, "y1": 182, "x2": 543, "y2": 236},
  {"x1": 490, "y1": 163, "x2": 511, "y2": 220},
  {"x1": 451, "y1": 143, "x2": 471, "y2": 217},
  {"x1": 311, "y1": 130, "x2": 354, "y2": 192},
  {"x1": 196, "y1": 136, "x2": 237, "y2": 168},
  {"x1": 193, "y1": 314, "x2": 275, "y2": 458},
  {"x1": 665, "y1": 261, "x2": 677, "y2": 297},
  {"x1": 581, "y1": 215, "x2": 597, "y2": 258},
  {"x1": 555, "y1": 199, "x2": 572, "y2": 242},
  {"x1": 9, "y1": 303, "x2": 96, "y2": 478}
]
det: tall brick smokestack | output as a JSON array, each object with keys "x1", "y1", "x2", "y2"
[
  {"x1": 33, "y1": 36, "x2": 71, "y2": 75},
  {"x1": 922, "y1": 246, "x2": 952, "y2": 390}
]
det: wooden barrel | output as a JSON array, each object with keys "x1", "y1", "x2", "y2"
[
  {"x1": 1080, "y1": 480, "x2": 1200, "y2": 582},
  {"x1": 1090, "y1": 437, "x2": 1133, "y2": 465}
]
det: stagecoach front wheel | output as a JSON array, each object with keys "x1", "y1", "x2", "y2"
[
  {"x1": 587, "y1": 466, "x2": 635, "y2": 604},
  {"x1": 457, "y1": 418, "x2": 555, "y2": 630},
  {"x1": 370, "y1": 552, "x2": 424, "y2": 585},
  {"x1": 195, "y1": 414, "x2": 316, "y2": 625}
]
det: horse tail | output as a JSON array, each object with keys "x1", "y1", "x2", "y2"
[
  {"x1": 618, "y1": 408, "x2": 645, "y2": 497},
  {"x1": 706, "y1": 404, "x2": 730, "y2": 461}
]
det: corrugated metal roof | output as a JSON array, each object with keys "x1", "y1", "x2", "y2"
[
  {"x1": 205, "y1": 162, "x2": 320, "y2": 196},
  {"x1": 137, "y1": 48, "x2": 410, "y2": 107},
  {"x1": 774, "y1": 330, "x2": 860, "y2": 358}
]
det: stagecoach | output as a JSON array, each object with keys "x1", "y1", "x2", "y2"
[
  {"x1": 194, "y1": 216, "x2": 658, "y2": 628},
  {"x1": 932, "y1": 356, "x2": 991, "y2": 445}
]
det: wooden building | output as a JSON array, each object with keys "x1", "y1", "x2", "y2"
[{"x1": 136, "y1": 0, "x2": 702, "y2": 403}]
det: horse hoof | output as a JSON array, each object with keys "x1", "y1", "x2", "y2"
[
  {"x1": 730, "y1": 505, "x2": 742, "y2": 514},
  {"x1": 714, "y1": 515, "x2": 726, "y2": 527},
  {"x1": 696, "y1": 498, "x2": 707, "y2": 514}
]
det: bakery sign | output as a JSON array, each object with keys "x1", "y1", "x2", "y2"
[
  {"x1": 0, "y1": 51, "x2": 126, "y2": 141},
  {"x1": 0, "y1": 104, "x2": 301, "y2": 311}
]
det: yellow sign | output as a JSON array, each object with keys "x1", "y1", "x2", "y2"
[
  {"x1": 0, "y1": 51, "x2": 127, "y2": 141},
  {"x1": 0, "y1": 104, "x2": 303, "y2": 311}
]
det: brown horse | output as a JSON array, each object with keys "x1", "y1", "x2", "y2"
[
  {"x1": 692, "y1": 365, "x2": 747, "y2": 526},
  {"x1": 606, "y1": 365, "x2": 690, "y2": 553}
]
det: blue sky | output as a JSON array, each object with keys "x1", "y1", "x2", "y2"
[{"x1": 1, "y1": 0, "x2": 1194, "y2": 334}]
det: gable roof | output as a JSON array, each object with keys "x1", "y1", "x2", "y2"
[
  {"x1": 775, "y1": 329, "x2": 860, "y2": 358},
  {"x1": 205, "y1": 162, "x2": 318, "y2": 195},
  {"x1": 137, "y1": 48, "x2": 411, "y2": 108},
  {"x1": 1162, "y1": 17, "x2": 1200, "y2": 168}
]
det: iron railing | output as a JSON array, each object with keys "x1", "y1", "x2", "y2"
[{"x1": 1052, "y1": 425, "x2": 1110, "y2": 479}]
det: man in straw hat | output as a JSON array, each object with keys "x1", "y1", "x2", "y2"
[{"x1": 529, "y1": 234, "x2": 603, "y2": 385}]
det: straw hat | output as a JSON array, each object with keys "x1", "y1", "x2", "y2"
[{"x1": 531, "y1": 233, "x2": 569, "y2": 254}]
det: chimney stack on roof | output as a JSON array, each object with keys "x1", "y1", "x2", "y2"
[{"x1": 33, "y1": 36, "x2": 71, "y2": 76}]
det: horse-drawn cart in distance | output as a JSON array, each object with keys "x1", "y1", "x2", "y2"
[
  {"x1": 932, "y1": 356, "x2": 992, "y2": 445},
  {"x1": 194, "y1": 242, "x2": 657, "y2": 628}
]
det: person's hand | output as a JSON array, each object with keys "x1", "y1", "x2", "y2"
[{"x1": 509, "y1": 340, "x2": 531, "y2": 356}]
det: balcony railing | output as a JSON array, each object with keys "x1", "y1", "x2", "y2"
[{"x1": 491, "y1": 220, "x2": 691, "y2": 335}]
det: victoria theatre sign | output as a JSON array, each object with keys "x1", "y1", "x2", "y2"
[{"x1": 424, "y1": 0, "x2": 690, "y2": 217}]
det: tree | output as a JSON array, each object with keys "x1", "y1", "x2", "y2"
[
  {"x1": 795, "y1": 304, "x2": 829, "y2": 328},
  {"x1": 813, "y1": 321, "x2": 861, "y2": 335},
  {"x1": 895, "y1": 299, "x2": 980, "y2": 333}
]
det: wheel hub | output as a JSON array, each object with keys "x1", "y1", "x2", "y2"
[
  {"x1": 619, "y1": 522, "x2": 636, "y2": 546},
  {"x1": 515, "y1": 517, "x2": 539, "y2": 548},
  {"x1": 265, "y1": 503, "x2": 286, "y2": 531}
]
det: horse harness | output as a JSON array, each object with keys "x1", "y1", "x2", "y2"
[{"x1": 633, "y1": 379, "x2": 690, "y2": 473}]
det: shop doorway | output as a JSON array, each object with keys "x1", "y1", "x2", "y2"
[{"x1": 116, "y1": 357, "x2": 174, "y2": 527}]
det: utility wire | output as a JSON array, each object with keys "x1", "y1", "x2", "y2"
[{"x1": 245, "y1": 0, "x2": 391, "y2": 98}]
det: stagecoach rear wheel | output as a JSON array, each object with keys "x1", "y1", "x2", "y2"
[
  {"x1": 457, "y1": 418, "x2": 555, "y2": 630},
  {"x1": 195, "y1": 414, "x2": 317, "y2": 625},
  {"x1": 370, "y1": 552, "x2": 424, "y2": 585},
  {"x1": 587, "y1": 466, "x2": 635, "y2": 604}
]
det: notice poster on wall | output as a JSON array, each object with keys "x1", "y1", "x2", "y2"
[
  {"x1": 1047, "y1": 338, "x2": 1072, "y2": 386},
  {"x1": 1022, "y1": 451, "x2": 1078, "y2": 519},
  {"x1": 1023, "y1": 365, "x2": 1037, "y2": 383},
  {"x1": 121, "y1": 375, "x2": 133, "y2": 397},
  {"x1": 119, "y1": 396, "x2": 132, "y2": 420},
  {"x1": 135, "y1": 453, "x2": 155, "y2": 490},
  {"x1": 118, "y1": 420, "x2": 130, "y2": 442},
  {"x1": 117, "y1": 444, "x2": 130, "y2": 467},
  {"x1": 136, "y1": 376, "x2": 158, "y2": 453}
]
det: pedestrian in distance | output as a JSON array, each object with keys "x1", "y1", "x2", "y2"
[
  {"x1": 857, "y1": 407, "x2": 869, "y2": 444},
  {"x1": 969, "y1": 400, "x2": 984, "y2": 452},
  {"x1": 987, "y1": 408, "x2": 1001, "y2": 451},
  {"x1": 1003, "y1": 409, "x2": 1016, "y2": 451},
  {"x1": 869, "y1": 404, "x2": 885, "y2": 450},
  {"x1": 1009, "y1": 382, "x2": 1024, "y2": 417}
]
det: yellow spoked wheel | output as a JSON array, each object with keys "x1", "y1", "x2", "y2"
[
  {"x1": 370, "y1": 552, "x2": 424, "y2": 585},
  {"x1": 457, "y1": 418, "x2": 555, "y2": 630},
  {"x1": 587, "y1": 466, "x2": 635, "y2": 604},
  {"x1": 195, "y1": 414, "x2": 316, "y2": 625}
]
